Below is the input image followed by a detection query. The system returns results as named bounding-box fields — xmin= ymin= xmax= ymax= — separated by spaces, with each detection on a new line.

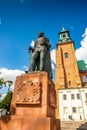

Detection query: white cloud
xmin=75 ymin=28 xmax=87 ymax=61
xmin=51 ymin=62 xmax=55 ymax=70
xmin=51 ymin=49 xmax=56 ymax=64
xmin=0 ymin=68 xmax=24 ymax=89
xmin=30 ymin=40 xmax=35 ymax=48
xmin=51 ymin=49 xmax=56 ymax=69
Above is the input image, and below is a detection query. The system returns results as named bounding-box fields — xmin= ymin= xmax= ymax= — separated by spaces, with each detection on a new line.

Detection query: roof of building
xmin=77 ymin=60 xmax=87 ymax=71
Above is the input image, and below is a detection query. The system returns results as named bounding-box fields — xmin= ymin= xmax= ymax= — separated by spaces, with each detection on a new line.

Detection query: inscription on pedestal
xmin=15 ymin=80 xmax=41 ymax=104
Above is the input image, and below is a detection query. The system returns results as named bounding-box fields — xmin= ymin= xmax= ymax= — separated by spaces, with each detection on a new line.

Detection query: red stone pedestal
xmin=0 ymin=72 xmax=60 ymax=130
xmin=1 ymin=116 xmax=60 ymax=130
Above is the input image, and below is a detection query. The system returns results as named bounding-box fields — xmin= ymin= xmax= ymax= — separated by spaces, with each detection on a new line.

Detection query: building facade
xmin=55 ymin=27 xmax=87 ymax=120
xmin=59 ymin=88 xmax=87 ymax=121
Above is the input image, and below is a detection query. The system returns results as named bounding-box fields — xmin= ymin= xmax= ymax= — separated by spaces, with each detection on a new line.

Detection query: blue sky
xmin=0 ymin=0 xmax=87 ymax=69
xmin=0 ymin=0 xmax=87 ymax=93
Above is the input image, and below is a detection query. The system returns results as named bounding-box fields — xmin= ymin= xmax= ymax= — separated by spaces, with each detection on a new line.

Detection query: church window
xmin=65 ymin=53 xmax=68 ymax=58
xmin=68 ymin=80 xmax=71 ymax=87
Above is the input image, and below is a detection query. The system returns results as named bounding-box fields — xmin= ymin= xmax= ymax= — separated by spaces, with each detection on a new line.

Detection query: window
xmin=72 ymin=107 xmax=76 ymax=113
xmin=63 ymin=34 xmax=66 ymax=38
xmin=63 ymin=94 xmax=67 ymax=100
xmin=68 ymin=80 xmax=71 ymax=87
xmin=65 ymin=53 xmax=68 ymax=58
xmin=77 ymin=93 xmax=80 ymax=99
xmin=82 ymin=75 xmax=87 ymax=82
xmin=71 ymin=94 xmax=75 ymax=100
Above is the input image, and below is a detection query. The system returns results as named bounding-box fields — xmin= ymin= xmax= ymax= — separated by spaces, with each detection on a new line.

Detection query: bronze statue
xmin=28 ymin=32 xmax=52 ymax=79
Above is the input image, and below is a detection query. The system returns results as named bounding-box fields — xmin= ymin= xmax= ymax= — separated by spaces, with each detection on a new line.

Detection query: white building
xmin=59 ymin=87 xmax=87 ymax=121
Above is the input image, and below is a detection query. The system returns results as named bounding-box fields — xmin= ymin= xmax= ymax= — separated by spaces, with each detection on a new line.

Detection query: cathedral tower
xmin=55 ymin=27 xmax=82 ymax=90
xmin=55 ymin=27 xmax=82 ymax=118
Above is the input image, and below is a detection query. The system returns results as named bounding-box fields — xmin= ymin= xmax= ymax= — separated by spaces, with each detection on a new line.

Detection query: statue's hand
xmin=47 ymin=43 xmax=51 ymax=48
xmin=28 ymin=47 xmax=34 ymax=52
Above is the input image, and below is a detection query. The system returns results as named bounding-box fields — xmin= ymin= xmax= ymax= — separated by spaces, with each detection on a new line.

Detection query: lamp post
xmin=0 ymin=109 xmax=3 ymax=118
xmin=5 ymin=80 xmax=13 ymax=92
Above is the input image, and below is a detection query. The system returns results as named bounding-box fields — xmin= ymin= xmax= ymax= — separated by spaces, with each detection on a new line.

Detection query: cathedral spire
xmin=58 ymin=26 xmax=72 ymax=43
xmin=61 ymin=25 xmax=66 ymax=32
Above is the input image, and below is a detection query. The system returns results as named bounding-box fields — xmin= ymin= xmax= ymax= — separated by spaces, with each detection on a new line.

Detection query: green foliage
xmin=0 ymin=91 xmax=13 ymax=113
xmin=0 ymin=78 xmax=5 ymax=88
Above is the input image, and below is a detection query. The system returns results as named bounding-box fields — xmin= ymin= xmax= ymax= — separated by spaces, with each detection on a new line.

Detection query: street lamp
xmin=5 ymin=80 xmax=13 ymax=92
xmin=0 ymin=109 xmax=6 ymax=118
xmin=0 ymin=109 xmax=3 ymax=118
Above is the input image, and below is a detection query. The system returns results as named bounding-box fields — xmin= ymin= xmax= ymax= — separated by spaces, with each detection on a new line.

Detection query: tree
xmin=0 ymin=78 xmax=5 ymax=89
xmin=0 ymin=76 xmax=13 ymax=114
xmin=0 ymin=91 xmax=13 ymax=114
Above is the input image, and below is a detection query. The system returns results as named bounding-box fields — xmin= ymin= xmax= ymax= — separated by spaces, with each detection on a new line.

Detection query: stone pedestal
xmin=0 ymin=71 xmax=60 ymax=130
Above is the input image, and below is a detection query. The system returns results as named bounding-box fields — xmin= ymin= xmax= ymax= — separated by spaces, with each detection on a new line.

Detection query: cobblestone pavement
xmin=61 ymin=121 xmax=87 ymax=130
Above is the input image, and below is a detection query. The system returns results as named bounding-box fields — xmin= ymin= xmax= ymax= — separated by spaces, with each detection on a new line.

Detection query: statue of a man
xmin=28 ymin=32 xmax=52 ymax=79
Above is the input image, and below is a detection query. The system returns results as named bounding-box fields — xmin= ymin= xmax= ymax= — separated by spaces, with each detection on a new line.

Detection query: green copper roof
xmin=77 ymin=60 xmax=87 ymax=71
xmin=58 ymin=26 xmax=71 ymax=43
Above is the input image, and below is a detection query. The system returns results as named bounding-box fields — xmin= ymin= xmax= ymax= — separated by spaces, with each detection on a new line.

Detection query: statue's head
xmin=38 ymin=32 xmax=44 ymax=38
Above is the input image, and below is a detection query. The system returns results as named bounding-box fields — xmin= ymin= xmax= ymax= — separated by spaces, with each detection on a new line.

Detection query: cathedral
xmin=55 ymin=27 xmax=87 ymax=121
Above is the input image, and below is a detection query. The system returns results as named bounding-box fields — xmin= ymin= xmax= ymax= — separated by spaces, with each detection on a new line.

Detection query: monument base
xmin=0 ymin=72 xmax=60 ymax=130
xmin=0 ymin=115 xmax=60 ymax=130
